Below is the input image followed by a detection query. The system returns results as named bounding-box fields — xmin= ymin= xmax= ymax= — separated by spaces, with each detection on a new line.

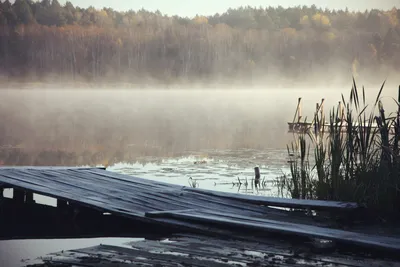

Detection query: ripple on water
xmin=108 ymin=148 xmax=290 ymax=197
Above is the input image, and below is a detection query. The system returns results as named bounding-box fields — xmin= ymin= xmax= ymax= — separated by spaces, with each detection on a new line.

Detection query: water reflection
xmin=0 ymin=238 xmax=141 ymax=267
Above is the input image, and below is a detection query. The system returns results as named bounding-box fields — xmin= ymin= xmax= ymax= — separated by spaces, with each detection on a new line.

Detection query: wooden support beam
xmin=184 ymin=187 xmax=361 ymax=211
xmin=0 ymin=198 xmax=168 ymax=240
xmin=13 ymin=189 xmax=25 ymax=204
xmin=25 ymin=191 xmax=35 ymax=204
xmin=57 ymin=199 xmax=69 ymax=210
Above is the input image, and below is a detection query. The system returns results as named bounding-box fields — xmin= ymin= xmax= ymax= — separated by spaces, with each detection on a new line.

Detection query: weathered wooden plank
xmin=31 ymin=235 xmax=400 ymax=267
xmin=39 ymin=246 xmax=278 ymax=267
xmin=0 ymin=167 xmax=331 ymax=229
xmin=0 ymin=165 xmax=382 ymax=257
xmin=79 ymin=244 xmax=235 ymax=267
xmin=0 ymin=172 xmax=233 ymax=219
xmin=0 ymin=168 xmax=187 ymax=213
xmin=1 ymin=167 xmax=359 ymax=213
xmin=145 ymin=209 xmax=400 ymax=253
xmin=1 ymin=166 xmax=398 ymax=266
xmin=40 ymin=245 xmax=236 ymax=267
xmin=184 ymin=187 xmax=362 ymax=210
xmin=0 ymin=171 xmax=149 ymax=218
xmin=0 ymin=166 xmax=106 ymax=170
xmin=131 ymin=234 xmax=397 ymax=267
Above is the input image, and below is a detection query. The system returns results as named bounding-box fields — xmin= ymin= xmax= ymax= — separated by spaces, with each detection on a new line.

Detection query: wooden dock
xmin=287 ymin=121 xmax=390 ymax=134
xmin=287 ymin=97 xmax=397 ymax=134
xmin=29 ymin=234 xmax=400 ymax=267
xmin=1 ymin=167 xmax=400 ymax=264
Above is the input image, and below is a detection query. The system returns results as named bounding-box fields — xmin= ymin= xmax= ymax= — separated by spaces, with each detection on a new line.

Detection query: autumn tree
xmin=0 ymin=4 xmax=398 ymax=83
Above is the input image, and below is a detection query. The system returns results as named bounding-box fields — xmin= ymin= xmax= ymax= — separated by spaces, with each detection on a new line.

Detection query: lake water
xmin=109 ymin=148 xmax=291 ymax=196
xmin=0 ymin=238 xmax=144 ymax=266
xmin=0 ymin=84 xmax=398 ymax=266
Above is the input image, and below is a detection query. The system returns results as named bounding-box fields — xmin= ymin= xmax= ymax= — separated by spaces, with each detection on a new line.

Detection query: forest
xmin=0 ymin=0 xmax=399 ymax=85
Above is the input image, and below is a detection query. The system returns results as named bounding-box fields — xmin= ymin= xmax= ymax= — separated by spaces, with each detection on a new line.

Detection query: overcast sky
xmin=57 ymin=1 xmax=399 ymax=17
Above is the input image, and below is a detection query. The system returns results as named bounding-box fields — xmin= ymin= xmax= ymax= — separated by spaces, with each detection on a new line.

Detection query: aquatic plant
xmin=188 ymin=177 xmax=199 ymax=188
xmin=284 ymin=80 xmax=400 ymax=215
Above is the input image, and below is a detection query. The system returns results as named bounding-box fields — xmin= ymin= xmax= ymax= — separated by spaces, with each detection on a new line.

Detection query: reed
xmin=284 ymin=80 xmax=400 ymax=215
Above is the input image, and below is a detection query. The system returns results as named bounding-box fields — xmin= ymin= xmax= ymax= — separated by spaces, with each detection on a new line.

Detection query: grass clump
xmin=283 ymin=80 xmax=400 ymax=216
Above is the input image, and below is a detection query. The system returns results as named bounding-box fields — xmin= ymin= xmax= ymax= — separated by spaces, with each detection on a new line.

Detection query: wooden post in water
xmin=254 ymin=167 xmax=260 ymax=187
xmin=291 ymin=97 xmax=303 ymax=127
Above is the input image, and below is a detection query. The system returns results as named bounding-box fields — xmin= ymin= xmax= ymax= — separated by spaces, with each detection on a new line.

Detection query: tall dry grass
xmin=283 ymin=80 xmax=400 ymax=215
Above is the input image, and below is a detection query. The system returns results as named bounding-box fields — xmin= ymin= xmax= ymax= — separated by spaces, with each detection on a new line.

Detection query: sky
xmin=55 ymin=0 xmax=399 ymax=17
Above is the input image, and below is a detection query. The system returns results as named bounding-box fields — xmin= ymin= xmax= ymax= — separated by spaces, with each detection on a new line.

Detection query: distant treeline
xmin=0 ymin=0 xmax=400 ymax=84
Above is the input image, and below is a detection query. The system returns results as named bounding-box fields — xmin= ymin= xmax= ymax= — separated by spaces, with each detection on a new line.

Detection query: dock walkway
xmin=1 ymin=167 xmax=399 ymax=257
xmin=0 ymin=167 xmax=358 ymax=220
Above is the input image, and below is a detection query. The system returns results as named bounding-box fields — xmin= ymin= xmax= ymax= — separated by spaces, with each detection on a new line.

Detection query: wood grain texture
xmin=184 ymin=187 xmax=362 ymax=210
xmin=32 ymin=235 xmax=400 ymax=267
xmin=0 ymin=167 xmax=354 ymax=224
xmin=146 ymin=209 xmax=400 ymax=252
xmin=0 ymin=167 xmax=398 ymax=255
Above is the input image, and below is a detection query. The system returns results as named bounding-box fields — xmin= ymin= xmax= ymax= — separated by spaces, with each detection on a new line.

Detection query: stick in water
xmin=254 ymin=167 xmax=260 ymax=187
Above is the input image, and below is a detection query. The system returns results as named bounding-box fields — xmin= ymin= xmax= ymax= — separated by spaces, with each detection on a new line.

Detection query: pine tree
xmin=13 ymin=0 xmax=35 ymax=24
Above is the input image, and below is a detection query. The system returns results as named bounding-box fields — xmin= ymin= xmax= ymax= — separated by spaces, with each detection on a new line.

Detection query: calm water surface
xmin=110 ymin=148 xmax=290 ymax=196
